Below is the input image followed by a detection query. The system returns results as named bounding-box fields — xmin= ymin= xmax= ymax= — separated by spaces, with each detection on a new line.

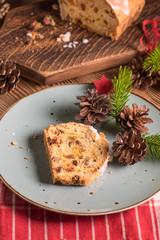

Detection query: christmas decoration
xmin=143 ymin=133 xmax=160 ymax=159
xmin=0 ymin=0 xmax=10 ymax=21
xmin=109 ymin=66 xmax=133 ymax=117
xmin=112 ymin=130 xmax=148 ymax=165
xmin=0 ymin=60 xmax=20 ymax=95
xmin=140 ymin=17 xmax=160 ymax=54
xmin=143 ymin=46 xmax=160 ymax=73
xmin=75 ymin=88 xmax=110 ymax=126
xmin=131 ymin=56 xmax=158 ymax=90
xmin=93 ymin=75 xmax=113 ymax=95
xmin=117 ymin=103 xmax=153 ymax=134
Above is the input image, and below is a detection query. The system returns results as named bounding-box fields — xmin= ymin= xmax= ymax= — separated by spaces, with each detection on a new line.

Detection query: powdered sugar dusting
xmin=57 ymin=31 xmax=71 ymax=42
xmin=57 ymin=31 xmax=89 ymax=49
xmin=98 ymin=153 xmax=110 ymax=176
xmin=63 ymin=41 xmax=79 ymax=49
xmin=79 ymin=123 xmax=101 ymax=140
xmin=107 ymin=0 xmax=130 ymax=15
xmin=82 ymin=39 xmax=89 ymax=44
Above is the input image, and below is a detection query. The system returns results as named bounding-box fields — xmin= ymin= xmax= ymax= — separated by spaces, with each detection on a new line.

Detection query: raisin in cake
xmin=44 ymin=122 xmax=110 ymax=185
xmin=58 ymin=0 xmax=145 ymax=40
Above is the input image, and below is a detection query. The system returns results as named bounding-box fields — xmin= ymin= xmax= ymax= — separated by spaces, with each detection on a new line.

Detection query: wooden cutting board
xmin=0 ymin=0 xmax=159 ymax=85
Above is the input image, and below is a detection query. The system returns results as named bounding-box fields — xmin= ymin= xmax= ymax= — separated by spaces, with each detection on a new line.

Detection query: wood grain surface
xmin=0 ymin=0 xmax=159 ymax=85
xmin=0 ymin=68 xmax=160 ymax=120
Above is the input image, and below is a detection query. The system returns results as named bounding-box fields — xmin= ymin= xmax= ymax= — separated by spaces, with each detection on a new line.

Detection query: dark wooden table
xmin=7 ymin=0 xmax=44 ymax=8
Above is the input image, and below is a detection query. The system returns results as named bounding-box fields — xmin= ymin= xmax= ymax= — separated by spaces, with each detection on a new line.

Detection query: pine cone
xmin=152 ymin=70 xmax=160 ymax=84
xmin=117 ymin=103 xmax=153 ymax=134
xmin=75 ymin=88 xmax=111 ymax=126
xmin=0 ymin=60 xmax=20 ymax=95
xmin=130 ymin=56 xmax=158 ymax=90
xmin=112 ymin=130 xmax=148 ymax=165
xmin=0 ymin=0 xmax=10 ymax=20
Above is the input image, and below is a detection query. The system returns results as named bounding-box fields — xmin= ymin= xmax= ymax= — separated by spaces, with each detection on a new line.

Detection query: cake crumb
xmin=33 ymin=133 xmax=38 ymax=139
xmin=26 ymin=32 xmax=33 ymax=38
xmin=43 ymin=16 xmax=56 ymax=26
xmin=63 ymin=41 xmax=79 ymax=49
xmin=11 ymin=141 xmax=17 ymax=146
xmin=108 ymin=171 xmax=112 ymax=174
xmin=20 ymin=147 xmax=23 ymax=149
xmin=57 ymin=31 xmax=71 ymax=42
xmin=52 ymin=4 xmax=59 ymax=10
xmin=83 ymin=39 xmax=89 ymax=44
xmin=24 ymin=157 xmax=30 ymax=161
xmin=57 ymin=37 xmax=61 ymax=42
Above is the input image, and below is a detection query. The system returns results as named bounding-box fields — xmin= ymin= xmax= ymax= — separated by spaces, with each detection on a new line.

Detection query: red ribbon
xmin=140 ymin=17 xmax=160 ymax=54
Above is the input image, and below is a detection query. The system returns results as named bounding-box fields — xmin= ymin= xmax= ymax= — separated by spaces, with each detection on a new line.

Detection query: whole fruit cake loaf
xmin=58 ymin=0 xmax=145 ymax=40
xmin=44 ymin=122 xmax=110 ymax=185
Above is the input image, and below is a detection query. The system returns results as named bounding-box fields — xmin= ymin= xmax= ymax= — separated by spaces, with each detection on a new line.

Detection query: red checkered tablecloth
xmin=1 ymin=182 xmax=160 ymax=240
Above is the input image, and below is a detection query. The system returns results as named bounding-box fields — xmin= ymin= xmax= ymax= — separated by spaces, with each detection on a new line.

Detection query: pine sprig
xmin=143 ymin=133 xmax=160 ymax=158
xmin=109 ymin=66 xmax=133 ymax=117
xmin=143 ymin=46 xmax=160 ymax=73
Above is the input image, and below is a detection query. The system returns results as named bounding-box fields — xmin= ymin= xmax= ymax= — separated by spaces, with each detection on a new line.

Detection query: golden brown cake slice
xmin=44 ymin=122 xmax=110 ymax=185
xmin=58 ymin=0 xmax=145 ymax=40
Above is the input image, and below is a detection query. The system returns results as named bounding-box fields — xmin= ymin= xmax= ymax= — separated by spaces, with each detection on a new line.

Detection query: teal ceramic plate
xmin=0 ymin=84 xmax=160 ymax=215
